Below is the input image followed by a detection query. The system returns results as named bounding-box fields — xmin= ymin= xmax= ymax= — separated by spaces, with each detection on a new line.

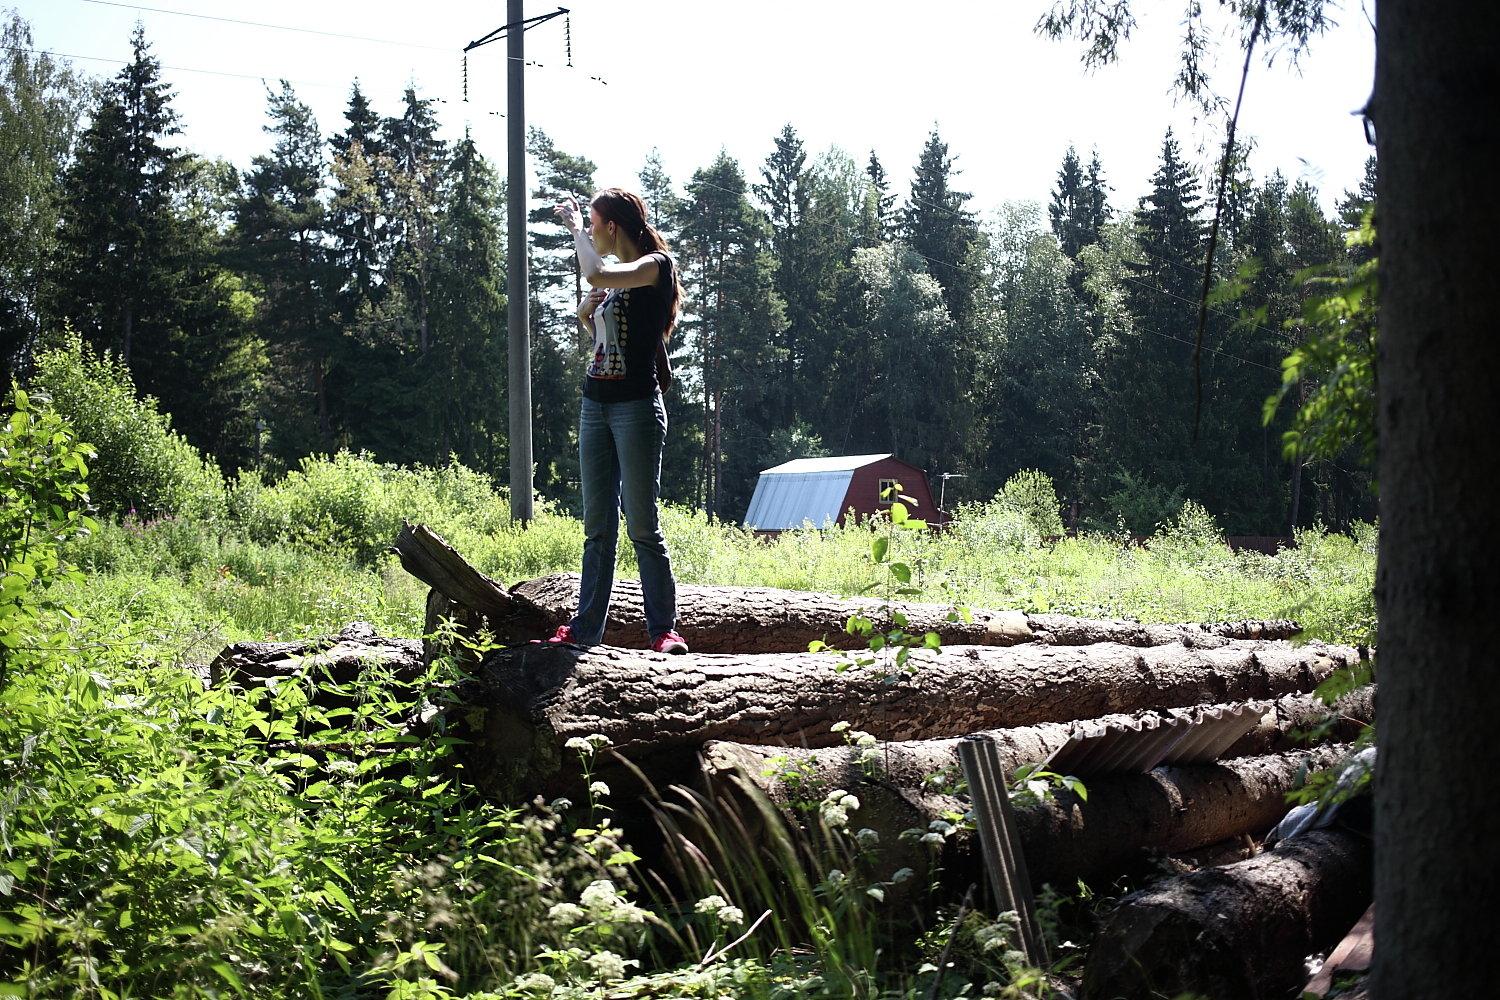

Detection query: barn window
xmin=878 ymin=478 xmax=900 ymax=505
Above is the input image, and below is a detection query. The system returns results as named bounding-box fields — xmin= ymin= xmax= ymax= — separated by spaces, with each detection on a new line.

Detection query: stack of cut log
xmin=388 ymin=522 xmax=1375 ymax=1000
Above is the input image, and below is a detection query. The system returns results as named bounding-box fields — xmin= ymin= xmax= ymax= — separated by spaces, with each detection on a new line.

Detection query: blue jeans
xmin=570 ymin=392 xmax=677 ymax=643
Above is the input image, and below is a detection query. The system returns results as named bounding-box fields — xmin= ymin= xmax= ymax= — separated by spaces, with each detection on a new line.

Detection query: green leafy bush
xmin=948 ymin=470 xmax=1065 ymax=551
xmin=31 ymin=334 xmax=228 ymax=522
xmin=231 ymin=451 xmax=516 ymax=565
xmin=0 ymin=388 xmax=96 ymax=684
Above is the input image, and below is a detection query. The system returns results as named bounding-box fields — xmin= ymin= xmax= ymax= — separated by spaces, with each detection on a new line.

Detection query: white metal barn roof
xmin=743 ymin=455 xmax=893 ymax=530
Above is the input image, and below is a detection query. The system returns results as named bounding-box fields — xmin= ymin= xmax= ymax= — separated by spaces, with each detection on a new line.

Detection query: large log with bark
xmin=700 ymin=687 xmax=1376 ymax=815
xmin=392 ymin=522 xmax=1304 ymax=654
xmin=705 ymin=744 xmax=1352 ymax=894
xmin=209 ymin=622 xmax=423 ymax=688
xmin=1081 ymin=827 xmax=1373 ymax=1000
xmin=458 ymin=638 xmax=1355 ymax=799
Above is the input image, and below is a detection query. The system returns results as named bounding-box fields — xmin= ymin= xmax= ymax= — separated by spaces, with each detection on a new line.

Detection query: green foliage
xmin=0 ymin=14 xmax=89 ymax=385
xmin=1098 ymin=469 xmax=1186 ymax=536
xmin=232 ymin=451 xmax=509 ymax=564
xmin=1265 ymin=210 xmax=1378 ymax=472
xmin=31 ymin=334 xmax=228 ymax=522
xmin=952 ymin=470 xmax=1066 ymax=551
xmin=0 ymin=389 xmax=96 ymax=683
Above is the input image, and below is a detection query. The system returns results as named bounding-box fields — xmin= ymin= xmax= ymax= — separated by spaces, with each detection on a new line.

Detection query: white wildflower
xmin=586 ymin=950 xmax=628 ymax=981
xmin=695 ymin=894 xmax=728 ymax=914
xmin=513 ymin=971 xmax=556 ymax=993
xmin=717 ymin=905 xmax=745 ymax=926
xmin=927 ymin=819 xmax=955 ymax=836
xmin=826 ymin=868 xmax=847 ymax=886
xmin=547 ymin=902 xmax=585 ymax=926
xmin=580 ymin=879 xmax=620 ymax=911
xmin=830 ymin=721 xmax=851 ymax=733
xmin=855 ymin=827 xmax=880 ymax=849
xmin=564 ymin=736 xmax=593 ymax=752
xmin=853 ymin=731 xmax=877 ymax=748
xmin=920 ymin=832 xmax=944 ymax=847
xmin=589 ymin=780 xmax=610 ymax=797
xmin=586 ymin=733 xmax=612 ymax=751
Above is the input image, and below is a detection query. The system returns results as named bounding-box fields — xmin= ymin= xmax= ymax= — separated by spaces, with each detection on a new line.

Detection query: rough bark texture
xmin=700 ymin=687 xmax=1375 ymax=814
xmin=394 ymin=524 xmax=1303 ymax=654
xmin=1082 ymin=827 xmax=1373 ymax=1000
xmin=510 ymin=573 xmax=1302 ymax=652
xmin=458 ymin=639 xmax=1354 ymax=799
xmin=209 ymin=622 xmax=423 ymax=687
xmin=1374 ymin=6 xmax=1500 ymax=998
xmin=709 ymin=744 xmax=1351 ymax=894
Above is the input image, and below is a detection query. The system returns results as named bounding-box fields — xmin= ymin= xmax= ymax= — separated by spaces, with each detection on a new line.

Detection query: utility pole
xmin=506 ymin=0 xmax=532 ymax=523
xmin=464 ymin=5 xmax=570 ymax=524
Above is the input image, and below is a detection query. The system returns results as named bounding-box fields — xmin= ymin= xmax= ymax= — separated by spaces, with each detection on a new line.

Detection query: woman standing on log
xmin=544 ymin=189 xmax=689 ymax=654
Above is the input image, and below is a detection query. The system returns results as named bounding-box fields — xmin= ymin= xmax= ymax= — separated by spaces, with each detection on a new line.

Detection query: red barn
xmin=742 ymin=454 xmax=940 ymax=532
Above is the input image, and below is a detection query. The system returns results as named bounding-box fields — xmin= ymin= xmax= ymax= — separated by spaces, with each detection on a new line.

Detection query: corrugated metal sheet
xmin=760 ymin=454 xmax=892 ymax=475
xmin=1041 ymin=700 xmax=1272 ymax=775
xmin=743 ymin=470 xmax=855 ymax=530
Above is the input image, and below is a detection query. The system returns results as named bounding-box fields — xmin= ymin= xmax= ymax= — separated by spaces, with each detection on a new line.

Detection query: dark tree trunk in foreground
xmin=1374 ymin=5 xmax=1500 ymax=997
xmin=1083 ymin=827 xmax=1372 ymax=1000
xmin=458 ymin=639 xmax=1353 ymax=798
xmin=701 ymin=687 xmax=1374 ymax=813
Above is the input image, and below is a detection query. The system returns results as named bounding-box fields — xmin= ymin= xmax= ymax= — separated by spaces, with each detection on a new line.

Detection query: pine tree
xmin=1 ymin=13 xmax=88 ymax=386
xmin=232 ymin=81 xmax=339 ymax=458
xmin=49 ymin=26 xmax=192 ymax=379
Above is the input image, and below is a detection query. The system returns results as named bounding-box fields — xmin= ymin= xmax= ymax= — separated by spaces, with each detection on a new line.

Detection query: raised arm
xmin=554 ymin=195 xmax=661 ymax=289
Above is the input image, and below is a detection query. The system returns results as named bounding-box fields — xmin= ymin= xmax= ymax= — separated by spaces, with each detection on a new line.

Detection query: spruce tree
xmin=754 ymin=124 xmax=814 ymax=428
xmin=232 ymin=81 xmax=338 ymax=458
xmin=1048 ymin=145 xmax=1088 ymax=256
xmin=864 ymin=150 xmax=896 ymax=243
xmin=900 ymin=127 xmax=981 ymax=331
xmin=384 ymin=87 xmax=446 ymax=358
xmin=327 ymin=82 xmax=389 ymax=329
xmin=678 ymin=151 xmax=786 ymax=519
xmin=430 ymin=133 xmax=506 ymax=473
xmin=50 ymin=26 xmax=191 ymax=380
xmin=638 ymin=150 xmax=700 ymax=507
xmin=526 ymin=129 xmax=596 ymax=504
xmin=1094 ymin=129 xmax=1207 ymax=518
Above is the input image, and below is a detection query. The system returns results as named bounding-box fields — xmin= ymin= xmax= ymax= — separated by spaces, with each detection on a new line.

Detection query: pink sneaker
xmin=651 ymin=630 xmax=689 ymax=654
xmin=531 ymin=625 xmax=575 ymax=645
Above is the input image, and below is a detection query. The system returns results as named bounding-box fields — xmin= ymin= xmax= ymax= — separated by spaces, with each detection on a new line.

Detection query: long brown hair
xmin=590 ymin=187 xmax=682 ymax=340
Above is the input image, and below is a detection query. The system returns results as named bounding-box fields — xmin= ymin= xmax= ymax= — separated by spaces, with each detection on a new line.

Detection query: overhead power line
xmin=76 ymin=0 xmax=454 ymax=51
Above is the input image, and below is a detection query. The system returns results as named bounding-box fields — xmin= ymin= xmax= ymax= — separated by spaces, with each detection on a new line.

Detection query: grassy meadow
xmin=6 ymin=435 xmax=1376 ymax=998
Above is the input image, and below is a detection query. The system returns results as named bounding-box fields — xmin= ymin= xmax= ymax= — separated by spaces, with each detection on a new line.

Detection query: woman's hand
xmin=553 ymin=194 xmax=586 ymax=234
xmin=577 ymin=287 xmax=608 ymax=325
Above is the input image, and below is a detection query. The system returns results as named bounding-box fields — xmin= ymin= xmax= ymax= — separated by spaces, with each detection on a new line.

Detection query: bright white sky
xmin=14 ymin=0 xmax=1377 ymax=216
